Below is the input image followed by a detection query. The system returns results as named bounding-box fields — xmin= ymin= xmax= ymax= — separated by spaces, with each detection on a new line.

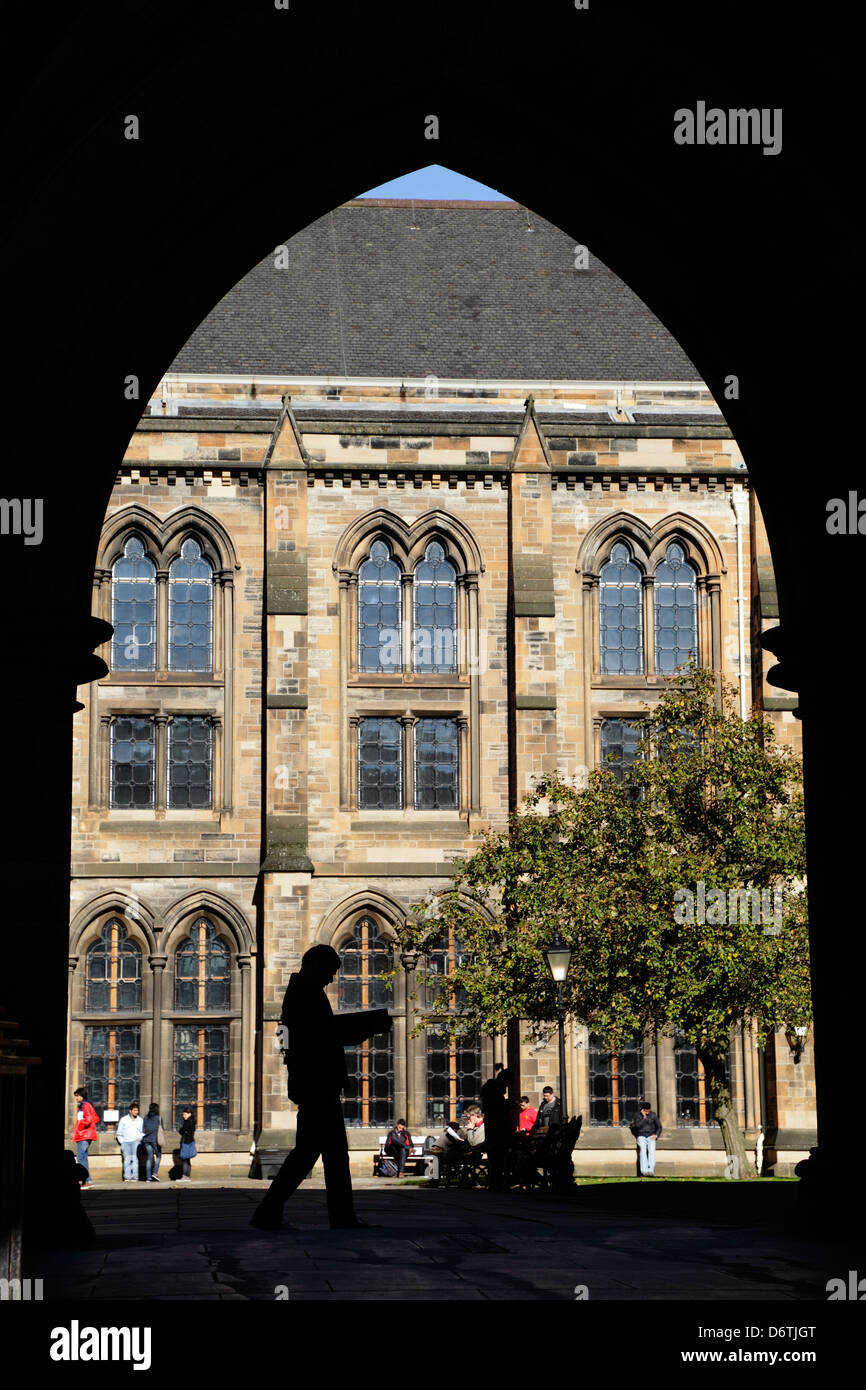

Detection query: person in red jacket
xmin=72 ymin=1086 xmax=99 ymax=1188
xmin=517 ymin=1096 xmax=538 ymax=1133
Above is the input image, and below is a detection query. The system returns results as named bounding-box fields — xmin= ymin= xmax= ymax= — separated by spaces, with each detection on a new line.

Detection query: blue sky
xmin=357 ymin=165 xmax=511 ymax=201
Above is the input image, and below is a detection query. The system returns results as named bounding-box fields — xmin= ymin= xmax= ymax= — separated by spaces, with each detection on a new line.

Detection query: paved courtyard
xmin=25 ymin=1179 xmax=858 ymax=1301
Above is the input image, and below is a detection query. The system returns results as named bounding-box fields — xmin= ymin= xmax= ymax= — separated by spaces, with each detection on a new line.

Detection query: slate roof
xmin=170 ymin=201 xmax=701 ymax=382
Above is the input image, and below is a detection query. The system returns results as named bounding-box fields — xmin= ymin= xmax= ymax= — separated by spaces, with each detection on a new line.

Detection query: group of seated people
xmin=383 ymin=1078 xmax=564 ymax=1188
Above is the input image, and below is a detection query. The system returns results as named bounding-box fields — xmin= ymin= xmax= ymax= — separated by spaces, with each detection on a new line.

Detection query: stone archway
xmin=0 ymin=9 xmax=850 ymax=1250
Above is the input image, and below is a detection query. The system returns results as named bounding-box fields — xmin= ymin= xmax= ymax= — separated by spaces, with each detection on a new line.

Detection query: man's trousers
xmin=262 ymin=1098 xmax=355 ymax=1226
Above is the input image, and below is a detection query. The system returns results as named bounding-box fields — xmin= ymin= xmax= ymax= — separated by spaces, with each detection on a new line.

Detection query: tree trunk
xmin=699 ymin=1048 xmax=757 ymax=1179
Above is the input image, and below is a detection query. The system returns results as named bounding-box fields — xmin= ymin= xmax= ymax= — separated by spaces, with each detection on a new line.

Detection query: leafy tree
xmin=395 ymin=664 xmax=809 ymax=1178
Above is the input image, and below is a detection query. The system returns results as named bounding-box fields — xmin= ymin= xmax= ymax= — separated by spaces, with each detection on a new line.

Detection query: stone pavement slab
xmin=22 ymin=1184 xmax=859 ymax=1302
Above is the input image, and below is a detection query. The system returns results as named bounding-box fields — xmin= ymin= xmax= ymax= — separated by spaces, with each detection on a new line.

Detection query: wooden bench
xmin=372 ymin=1135 xmax=430 ymax=1177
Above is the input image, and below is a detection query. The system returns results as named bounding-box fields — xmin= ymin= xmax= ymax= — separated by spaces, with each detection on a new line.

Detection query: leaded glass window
xmin=110 ymin=716 xmax=155 ymax=809
xmin=111 ymin=536 xmax=156 ymax=672
xmin=414 ymin=718 xmax=458 ymax=810
xmin=600 ymin=718 xmax=644 ymax=782
xmin=426 ymin=1032 xmax=481 ymax=1127
xmin=654 ymin=542 xmax=697 ymax=673
xmin=338 ymin=917 xmax=393 ymax=1127
xmin=424 ymin=926 xmax=470 ymax=1010
xmin=85 ymin=1025 xmax=140 ymax=1131
xmin=85 ymin=920 xmax=142 ymax=1012
xmin=172 ymin=1024 xmax=229 ymax=1131
xmin=168 ymin=538 xmax=213 ymax=672
xmin=600 ymin=542 xmax=644 ymax=675
xmin=358 ymin=717 xmax=402 ymax=809
xmin=174 ymin=919 xmax=231 ymax=1011
xmin=588 ymin=1034 xmax=644 ymax=1127
xmin=168 ymin=717 xmax=213 ymax=809
xmin=674 ymin=1035 xmax=731 ymax=1127
xmin=358 ymin=539 xmax=402 ymax=673
xmin=413 ymin=541 xmax=457 ymax=673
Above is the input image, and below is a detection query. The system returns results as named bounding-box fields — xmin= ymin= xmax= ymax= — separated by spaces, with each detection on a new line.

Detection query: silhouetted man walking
xmin=251 ymin=944 xmax=392 ymax=1230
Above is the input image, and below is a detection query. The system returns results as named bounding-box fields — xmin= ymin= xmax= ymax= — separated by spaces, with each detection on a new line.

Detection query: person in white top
xmin=116 ymin=1102 xmax=144 ymax=1182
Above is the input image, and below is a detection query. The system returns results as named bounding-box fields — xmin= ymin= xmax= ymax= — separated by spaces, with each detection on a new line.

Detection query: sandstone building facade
xmin=66 ymin=200 xmax=814 ymax=1177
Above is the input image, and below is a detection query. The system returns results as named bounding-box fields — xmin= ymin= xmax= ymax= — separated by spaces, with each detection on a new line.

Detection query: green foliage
xmin=396 ymin=663 xmax=810 ymax=1067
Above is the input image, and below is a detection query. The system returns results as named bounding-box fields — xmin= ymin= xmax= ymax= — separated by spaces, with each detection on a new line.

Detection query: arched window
xmin=674 ymin=1034 xmax=731 ymax=1128
xmin=599 ymin=542 xmax=644 ymax=675
xmin=423 ymin=925 xmax=481 ymax=1125
xmin=168 ymin=538 xmax=213 ymax=672
xmin=654 ymin=542 xmax=697 ymax=673
xmin=358 ymin=540 xmax=402 ymax=673
xmin=172 ymin=918 xmax=231 ymax=1131
xmin=338 ymin=916 xmax=393 ymax=1127
xmin=85 ymin=919 xmax=142 ymax=1012
xmin=588 ymin=1033 xmax=644 ymax=1127
xmin=83 ymin=919 xmax=142 ymax=1129
xmin=413 ymin=541 xmax=457 ymax=673
xmin=111 ymin=536 xmax=156 ymax=671
xmin=174 ymin=919 xmax=230 ymax=1010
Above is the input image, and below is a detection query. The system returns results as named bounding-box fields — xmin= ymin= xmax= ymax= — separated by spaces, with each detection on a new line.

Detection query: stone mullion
xmin=149 ymin=955 xmax=166 ymax=1117
xmin=401 ymin=572 xmax=413 ymax=674
xmin=592 ymin=714 xmax=604 ymax=772
xmin=220 ymin=571 xmax=234 ymax=811
xmin=642 ymin=574 xmax=655 ymax=676
xmin=466 ymin=576 xmax=481 ymax=812
xmin=655 ymin=1031 xmax=677 ymax=1131
xmin=154 ymin=714 xmax=169 ymax=811
xmin=99 ymin=713 xmax=112 ymax=808
xmin=338 ymin=573 xmax=353 ymax=807
xmin=237 ymin=953 xmax=251 ymax=1132
xmin=456 ymin=716 xmax=470 ymax=814
xmin=708 ymin=577 xmax=722 ymax=702
xmin=348 ymin=715 xmax=361 ymax=811
xmin=211 ymin=715 xmax=222 ymax=812
xmin=581 ymin=575 xmax=598 ymax=772
xmin=399 ymin=716 xmax=415 ymax=810
xmin=156 ymin=570 xmax=169 ymax=673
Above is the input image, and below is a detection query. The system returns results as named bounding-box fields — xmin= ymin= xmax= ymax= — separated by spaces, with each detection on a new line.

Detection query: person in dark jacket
xmin=142 ymin=1102 xmax=162 ymax=1182
xmin=630 ymin=1101 xmax=663 ymax=1176
xmin=178 ymin=1106 xmax=196 ymax=1182
xmin=385 ymin=1119 xmax=413 ymax=1175
xmin=480 ymin=1065 xmax=518 ymax=1191
xmin=250 ymin=943 xmax=393 ymax=1230
xmin=530 ymin=1086 xmax=563 ymax=1135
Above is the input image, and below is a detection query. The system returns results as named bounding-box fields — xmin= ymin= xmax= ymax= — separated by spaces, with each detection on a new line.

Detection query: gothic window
xmin=110 ymin=716 xmax=156 ymax=809
xmin=599 ymin=543 xmax=644 ymax=675
xmin=168 ymin=538 xmax=213 ymax=672
xmin=358 ymin=540 xmax=402 ymax=674
xmin=588 ymin=1033 xmax=644 ymax=1127
xmin=111 ymin=536 xmax=156 ymax=672
xmin=85 ymin=920 xmax=142 ymax=1012
xmin=414 ymin=718 xmax=458 ymax=810
xmin=85 ymin=1025 xmax=141 ymax=1130
xmin=358 ymin=717 xmax=402 ymax=809
xmin=172 ymin=1025 xmax=229 ymax=1132
xmin=413 ymin=541 xmax=457 ymax=674
xmin=174 ymin=919 xmax=230 ymax=1011
xmin=168 ymin=717 xmax=213 ymax=809
xmin=654 ymin=542 xmax=698 ymax=673
xmin=600 ymin=718 xmax=644 ymax=782
xmin=423 ymin=924 xmax=480 ymax=1125
xmin=674 ymin=1035 xmax=731 ymax=1127
xmin=338 ymin=916 xmax=394 ymax=1127
xmin=425 ymin=1033 xmax=482 ymax=1127
xmin=172 ymin=918 xmax=231 ymax=1132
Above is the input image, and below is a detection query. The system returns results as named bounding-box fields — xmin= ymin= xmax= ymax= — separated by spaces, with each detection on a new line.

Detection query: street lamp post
xmin=401 ymin=947 xmax=420 ymax=1130
xmin=545 ymin=930 xmax=573 ymax=1123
